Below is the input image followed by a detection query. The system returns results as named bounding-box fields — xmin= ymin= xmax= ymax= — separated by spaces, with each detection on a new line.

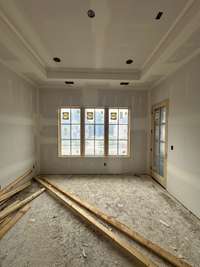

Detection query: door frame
xmin=150 ymin=99 xmax=169 ymax=188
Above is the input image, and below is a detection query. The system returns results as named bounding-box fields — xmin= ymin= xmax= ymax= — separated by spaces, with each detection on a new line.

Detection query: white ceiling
xmin=0 ymin=0 xmax=200 ymax=89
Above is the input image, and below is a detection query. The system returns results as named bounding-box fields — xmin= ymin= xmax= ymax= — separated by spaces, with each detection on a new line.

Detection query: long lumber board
xmin=0 ymin=182 xmax=31 ymax=203
xmin=0 ymin=204 xmax=31 ymax=239
xmin=0 ymin=188 xmax=45 ymax=221
xmin=36 ymin=177 xmax=157 ymax=267
xmin=0 ymin=200 xmax=20 ymax=223
xmin=0 ymin=169 xmax=32 ymax=197
xmin=41 ymin=176 xmax=192 ymax=267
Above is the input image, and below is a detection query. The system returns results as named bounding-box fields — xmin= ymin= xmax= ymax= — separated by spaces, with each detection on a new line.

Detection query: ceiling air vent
xmin=120 ymin=82 xmax=129 ymax=85
xmin=65 ymin=81 xmax=74 ymax=85
xmin=155 ymin=12 xmax=163 ymax=20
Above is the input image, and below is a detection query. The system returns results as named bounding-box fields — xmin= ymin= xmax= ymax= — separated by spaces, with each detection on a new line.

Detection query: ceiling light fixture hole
xmin=53 ymin=57 xmax=61 ymax=63
xmin=126 ymin=59 xmax=133 ymax=64
xmin=87 ymin=9 xmax=95 ymax=18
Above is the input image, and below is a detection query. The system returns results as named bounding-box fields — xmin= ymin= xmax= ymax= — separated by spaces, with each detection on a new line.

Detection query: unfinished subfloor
xmin=0 ymin=175 xmax=200 ymax=267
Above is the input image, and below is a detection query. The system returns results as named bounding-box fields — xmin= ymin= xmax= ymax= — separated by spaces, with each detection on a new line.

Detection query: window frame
xmin=58 ymin=106 xmax=131 ymax=158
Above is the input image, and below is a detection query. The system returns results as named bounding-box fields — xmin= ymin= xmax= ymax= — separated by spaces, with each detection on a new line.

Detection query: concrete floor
xmin=0 ymin=175 xmax=200 ymax=267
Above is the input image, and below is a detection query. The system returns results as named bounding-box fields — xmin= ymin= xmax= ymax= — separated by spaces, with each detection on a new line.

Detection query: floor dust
xmin=0 ymin=175 xmax=200 ymax=267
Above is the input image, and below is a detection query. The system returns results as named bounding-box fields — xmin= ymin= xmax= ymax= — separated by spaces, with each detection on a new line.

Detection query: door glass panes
xmin=108 ymin=108 xmax=129 ymax=156
xmin=60 ymin=108 xmax=81 ymax=156
xmin=85 ymin=108 xmax=104 ymax=156
xmin=153 ymin=106 xmax=166 ymax=177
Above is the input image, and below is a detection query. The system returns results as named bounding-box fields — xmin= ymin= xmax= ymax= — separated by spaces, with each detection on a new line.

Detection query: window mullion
xmin=105 ymin=108 xmax=109 ymax=156
xmin=81 ymin=107 xmax=85 ymax=156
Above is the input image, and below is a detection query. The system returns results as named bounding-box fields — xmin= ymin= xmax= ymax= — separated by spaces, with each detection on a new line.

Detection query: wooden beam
xmin=0 ymin=182 xmax=31 ymax=203
xmin=41 ymin=177 xmax=192 ymax=267
xmin=0 ymin=204 xmax=31 ymax=239
xmin=0 ymin=200 xmax=20 ymax=222
xmin=0 ymin=169 xmax=32 ymax=197
xmin=35 ymin=177 xmax=157 ymax=267
xmin=0 ymin=188 xmax=45 ymax=221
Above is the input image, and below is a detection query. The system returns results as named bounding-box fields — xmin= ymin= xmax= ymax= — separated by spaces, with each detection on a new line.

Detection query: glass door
xmin=151 ymin=101 xmax=168 ymax=187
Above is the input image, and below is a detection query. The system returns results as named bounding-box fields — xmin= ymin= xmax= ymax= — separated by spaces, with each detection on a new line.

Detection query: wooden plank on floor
xmin=0 ymin=204 xmax=31 ymax=239
xmin=0 ymin=182 xmax=31 ymax=203
xmin=0 ymin=188 xmax=45 ymax=221
xmin=35 ymin=177 xmax=157 ymax=267
xmin=0 ymin=169 xmax=32 ymax=197
xmin=41 ymin=176 xmax=192 ymax=267
xmin=0 ymin=200 xmax=20 ymax=223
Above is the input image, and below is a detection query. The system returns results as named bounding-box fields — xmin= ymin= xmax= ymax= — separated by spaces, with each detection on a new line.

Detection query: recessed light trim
xmin=53 ymin=57 xmax=61 ymax=63
xmin=126 ymin=59 xmax=133 ymax=64
xmin=155 ymin=11 xmax=163 ymax=20
xmin=120 ymin=82 xmax=129 ymax=85
xmin=87 ymin=9 xmax=95 ymax=18
xmin=65 ymin=81 xmax=74 ymax=85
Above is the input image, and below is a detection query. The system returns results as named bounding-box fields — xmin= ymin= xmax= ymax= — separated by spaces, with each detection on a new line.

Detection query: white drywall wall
xmin=0 ymin=62 xmax=39 ymax=187
xmin=150 ymin=54 xmax=200 ymax=218
xmin=39 ymin=87 xmax=148 ymax=174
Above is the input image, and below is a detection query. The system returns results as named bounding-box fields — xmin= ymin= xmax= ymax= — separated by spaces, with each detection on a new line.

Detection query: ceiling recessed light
xmin=53 ymin=57 xmax=61 ymax=63
xmin=120 ymin=82 xmax=129 ymax=85
xmin=126 ymin=59 xmax=133 ymax=64
xmin=65 ymin=81 xmax=74 ymax=85
xmin=87 ymin=9 xmax=95 ymax=18
xmin=155 ymin=11 xmax=163 ymax=20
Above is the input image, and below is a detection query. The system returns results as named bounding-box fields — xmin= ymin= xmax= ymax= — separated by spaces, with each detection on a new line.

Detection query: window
xmin=85 ymin=108 xmax=105 ymax=156
xmin=59 ymin=107 xmax=130 ymax=157
xmin=108 ymin=108 xmax=129 ymax=156
xmin=59 ymin=108 xmax=81 ymax=156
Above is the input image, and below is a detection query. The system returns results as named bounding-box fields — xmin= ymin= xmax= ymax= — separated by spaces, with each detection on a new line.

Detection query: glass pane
xmin=95 ymin=109 xmax=104 ymax=124
xmin=159 ymin=158 xmax=164 ymax=177
xmin=155 ymin=125 xmax=160 ymax=140
xmin=119 ymin=141 xmax=128 ymax=155
xmin=85 ymin=140 xmax=94 ymax=155
xmin=85 ymin=125 xmax=94 ymax=139
xmin=119 ymin=125 xmax=128 ymax=140
xmin=85 ymin=108 xmax=94 ymax=124
xmin=154 ymin=109 xmax=160 ymax=125
xmin=160 ymin=125 xmax=166 ymax=142
xmin=61 ymin=125 xmax=70 ymax=139
xmin=71 ymin=109 xmax=80 ymax=124
xmin=61 ymin=140 xmax=70 ymax=155
xmin=160 ymin=142 xmax=165 ymax=158
xmin=71 ymin=140 xmax=80 ymax=155
xmin=119 ymin=109 xmax=128 ymax=124
xmin=109 ymin=109 xmax=118 ymax=124
xmin=154 ymin=141 xmax=159 ymax=156
xmin=95 ymin=140 xmax=104 ymax=155
xmin=71 ymin=125 xmax=80 ymax=139
xmin=161 ymin=107 xmax=166 ymax=123
xmin=153 ymin=155 xmax=159 ymax=172
xmin=61 ymin=108 xmax=70 ymax=124
xmin=95 ymin=125 xmax=104 ymax=139
xmin=109 ymin=125 xmax=118 ymax=139
xmin=109 ymin=140 xmax=118 ymax=155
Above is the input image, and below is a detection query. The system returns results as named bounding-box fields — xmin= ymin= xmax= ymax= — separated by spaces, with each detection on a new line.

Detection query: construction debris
xmin=0 ymin=169 xmax=32 ymax=197
xmin=0 ymin=204 xmax=31 ymax=239
xmin=35 ymin=177 xmax=158 ymax=267
xmin=0 ymin=188 xmax=45 ymax=221
xmin=37 ymin=176 xmax=192 ymax=267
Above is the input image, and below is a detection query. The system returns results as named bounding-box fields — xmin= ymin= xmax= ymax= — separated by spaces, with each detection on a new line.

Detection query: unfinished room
xmin=0 ymin=0 xmax=200 ymax=266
